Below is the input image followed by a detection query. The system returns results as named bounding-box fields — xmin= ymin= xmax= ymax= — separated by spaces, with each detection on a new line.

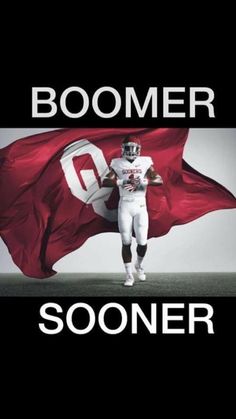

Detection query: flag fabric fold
xmin=0 ymin=128 xmax=235 ymax=278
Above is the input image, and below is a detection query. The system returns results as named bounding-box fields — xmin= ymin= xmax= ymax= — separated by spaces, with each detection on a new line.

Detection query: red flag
xmin=0 ymin=128 xmax=235 ymax=278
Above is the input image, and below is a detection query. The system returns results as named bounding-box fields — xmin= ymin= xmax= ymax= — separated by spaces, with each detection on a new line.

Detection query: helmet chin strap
xmin=125 ymin=156 xmax=136 ymax=161
xmin=122 ymin=152 xmax=137 ymax=161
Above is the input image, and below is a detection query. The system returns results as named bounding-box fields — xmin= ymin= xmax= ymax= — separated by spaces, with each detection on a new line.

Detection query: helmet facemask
xmin=122 ymin=142 xmax=141 ymax=161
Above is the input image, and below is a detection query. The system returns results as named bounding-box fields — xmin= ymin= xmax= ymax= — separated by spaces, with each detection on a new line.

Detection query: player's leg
xmin=133 ymin=207 xmax=149 ymax=281
xmin=137 ymin=243 xmax=147 ymax=266
xmin=122 ymin=244 xmax=132 ymax=263
xmin=118 ymin=202 xmax=134 ymax=286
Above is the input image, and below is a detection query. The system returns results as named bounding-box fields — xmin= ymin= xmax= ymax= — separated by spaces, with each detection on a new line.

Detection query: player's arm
xmin=102 ymin=168 xmax=118 ymax=187
xmin=102 ymin=168 xmax=132 ymax=188
xmin=145 ymin=165 xmax=163 ymax=186
xmin=133 ymin=166 xmax=163 ymax=190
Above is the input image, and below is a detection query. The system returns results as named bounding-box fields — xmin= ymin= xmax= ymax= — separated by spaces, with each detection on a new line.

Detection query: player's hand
xmin=124 ymin=178 xmax=140 ymax=192
xmin=123 ymin=182 xmax=136 ymax=192
xmin=132 ymin=177 xmax=141 ymax=186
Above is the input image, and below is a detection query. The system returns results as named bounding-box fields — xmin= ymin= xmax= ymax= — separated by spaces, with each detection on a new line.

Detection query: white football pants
xmin=118 ymin=197 xmax=149 ymax=246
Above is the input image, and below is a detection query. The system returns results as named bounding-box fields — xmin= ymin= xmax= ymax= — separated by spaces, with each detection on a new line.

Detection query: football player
xmin=102 ymin=135 xmax=163 ymax=286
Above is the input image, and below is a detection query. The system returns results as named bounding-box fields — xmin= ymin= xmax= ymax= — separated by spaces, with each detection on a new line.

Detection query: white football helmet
xmin=121 ymin=135 xmax=141 ymax=161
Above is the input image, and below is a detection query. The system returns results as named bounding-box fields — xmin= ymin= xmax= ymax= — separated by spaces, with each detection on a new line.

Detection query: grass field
xmin=0 ymin=272 xmax=236 ymax=296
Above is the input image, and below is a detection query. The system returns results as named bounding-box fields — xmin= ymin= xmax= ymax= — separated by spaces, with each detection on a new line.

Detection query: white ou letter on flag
xmin=60 ymin=139 xmax=117 ymax=222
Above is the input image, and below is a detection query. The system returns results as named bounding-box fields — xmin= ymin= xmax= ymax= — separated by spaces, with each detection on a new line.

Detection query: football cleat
xmin=124 ymin=274 xmax=135 ymax=287
xmin=135 ymin=263 xmax=146 ymax=281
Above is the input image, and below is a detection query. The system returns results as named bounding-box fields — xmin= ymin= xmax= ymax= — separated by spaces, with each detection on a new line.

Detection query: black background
xmin=0 ymin=42 xmax=235 ymax=395
xmin=0 ymin=74 xmax=235 ymax=128
xmin=0 ymin=297 xmax=235 ymax=339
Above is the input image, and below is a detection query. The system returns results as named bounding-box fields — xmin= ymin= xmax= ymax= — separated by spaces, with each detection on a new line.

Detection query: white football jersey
xmin=110 ymin=156 xmax=153 ymax=197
